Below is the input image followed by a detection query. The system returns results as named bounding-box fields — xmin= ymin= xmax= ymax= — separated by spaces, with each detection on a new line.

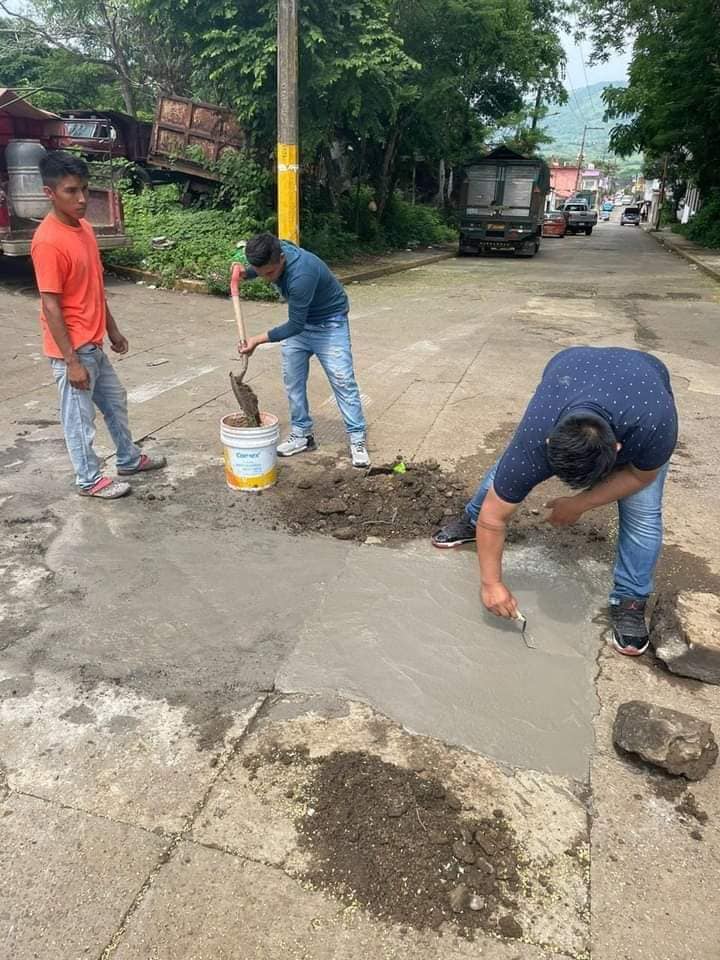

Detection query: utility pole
xmin=653 ymin=154 xmax=669 ymax=231
xmin=575 ymin=124 xmax=603 ymax=193
xmin=277 ymin=0 xmax=299 ymax=244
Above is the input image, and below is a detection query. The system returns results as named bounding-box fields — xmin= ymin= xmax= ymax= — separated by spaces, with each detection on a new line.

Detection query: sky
xmin=561 ymin=30 xmax=631 ymax=92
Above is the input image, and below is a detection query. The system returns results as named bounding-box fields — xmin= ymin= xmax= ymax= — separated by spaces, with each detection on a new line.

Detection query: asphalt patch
xmin=287 ymin=749 xmax=524 ymax=938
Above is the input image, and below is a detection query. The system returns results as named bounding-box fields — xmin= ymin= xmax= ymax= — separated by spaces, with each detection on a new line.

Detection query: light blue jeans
xmin=50 ymin=344 xmax=141 ymax=488
xmin=465 ymin=460 xmax=670 ymax=602
xmin=281 ymin=315 xmax=366 ymax=442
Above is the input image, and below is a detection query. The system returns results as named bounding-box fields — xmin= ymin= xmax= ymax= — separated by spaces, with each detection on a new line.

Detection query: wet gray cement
xmin=278 ymin=538 xmax=607 ymax=780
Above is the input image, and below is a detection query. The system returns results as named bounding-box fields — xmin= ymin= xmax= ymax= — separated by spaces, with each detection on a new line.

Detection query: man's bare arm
xmin=476 ymin=486 xmax=521 ymax=618
xmin=546 ymin=466 xmax=660 ymax=526
xmin=41 ymin=293 xmax=90 ymax=389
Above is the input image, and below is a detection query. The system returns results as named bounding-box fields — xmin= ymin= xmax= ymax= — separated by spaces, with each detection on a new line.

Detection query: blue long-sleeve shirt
xmin=245 ymin=241 xmax=349 ymax=342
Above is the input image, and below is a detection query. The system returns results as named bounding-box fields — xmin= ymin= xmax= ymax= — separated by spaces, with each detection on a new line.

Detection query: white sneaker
xmin=277 ymin=433 xmax=316 ymax=457
xmin=350 ymin=439 xmax=370 ymax=468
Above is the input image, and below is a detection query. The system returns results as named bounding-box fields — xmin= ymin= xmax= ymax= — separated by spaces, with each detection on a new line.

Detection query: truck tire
xmin=585 ymin=226 xmax=593 ymax=236
xmin=518 ymin=240 xmax=536 ymax=258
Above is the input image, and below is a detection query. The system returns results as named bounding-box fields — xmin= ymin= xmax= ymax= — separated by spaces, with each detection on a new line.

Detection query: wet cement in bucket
xmin=228 ymin=380 xmax=261 ymax=427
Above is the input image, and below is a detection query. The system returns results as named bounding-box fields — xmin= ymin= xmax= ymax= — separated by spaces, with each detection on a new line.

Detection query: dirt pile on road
xmin=273 ymin=461 xmax=467 ymax=542
xmin=296 ymin=750 xmax=523 ymax=938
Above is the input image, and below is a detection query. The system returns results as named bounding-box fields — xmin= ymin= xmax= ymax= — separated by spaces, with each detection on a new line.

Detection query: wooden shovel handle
xmin=232 ymin=294 xmax=248 ymax=344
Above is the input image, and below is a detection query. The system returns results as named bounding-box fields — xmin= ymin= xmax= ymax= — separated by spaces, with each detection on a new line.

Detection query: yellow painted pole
xmin=277 ymin=0 xmax=299 ymax=244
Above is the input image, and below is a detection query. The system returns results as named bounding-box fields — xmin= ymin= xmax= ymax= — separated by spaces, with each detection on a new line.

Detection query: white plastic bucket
xmin=221 ymin=412 xmax=280 ymax=491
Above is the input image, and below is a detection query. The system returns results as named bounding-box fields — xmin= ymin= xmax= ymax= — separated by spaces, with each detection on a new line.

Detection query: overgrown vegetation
xmin=104 ymin=179 xmax=456 ymax=293
xmin=575 ymin=0 xmax=720 ymax=198
xmin=676 ymin=192 xmax=720 ymax=249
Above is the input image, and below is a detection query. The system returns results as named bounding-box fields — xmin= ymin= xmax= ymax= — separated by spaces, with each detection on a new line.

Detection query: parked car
xmin=621 ymin=206 xmax=641 ymax=226
xmin=621 ymin=194 xmax=633 ymax=204
xmin=542 ymin=210 xmax=567 ymax=237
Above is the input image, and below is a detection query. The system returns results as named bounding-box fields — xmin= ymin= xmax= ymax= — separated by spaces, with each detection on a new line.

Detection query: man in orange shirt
xmin=31 ymin=152 xmax=165 ymax=498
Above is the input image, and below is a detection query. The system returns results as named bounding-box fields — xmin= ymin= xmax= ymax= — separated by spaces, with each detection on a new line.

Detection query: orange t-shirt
xmin=31 ymin=214 xmax=106 ymax=359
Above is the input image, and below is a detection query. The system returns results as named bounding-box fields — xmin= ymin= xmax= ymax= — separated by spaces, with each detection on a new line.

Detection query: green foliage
xmin=103 ymin=184 xmax=274 ymax=297
xmin=0 ymin=18 xmax=124 ymax=112
xmin=678 ymin=192 xmax=720 ymax=249
xmin=379 ymin=195 xmax=456 ymax=249
xmin=575 ymin=0 xmax=720 ymax=193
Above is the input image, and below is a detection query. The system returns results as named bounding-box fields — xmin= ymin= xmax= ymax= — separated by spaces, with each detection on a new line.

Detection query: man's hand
xmin=231 ymin=263 xmax=247 ymax=282
xmin=109 ymin=332 xmax=129 ymax=355
xmin=481 ymin=581 xmax=519 ymax=619
xmin=238 ymin=333 xmax=268 ymax=357
xmin=544 ymin=496 xmax=585 ymax=527
xmin=67 ymin=358 xmax=90 ymax=390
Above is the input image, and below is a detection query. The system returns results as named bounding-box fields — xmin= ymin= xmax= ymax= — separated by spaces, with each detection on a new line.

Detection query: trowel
xmin=513 ymin=609 xmax=537 ymax=649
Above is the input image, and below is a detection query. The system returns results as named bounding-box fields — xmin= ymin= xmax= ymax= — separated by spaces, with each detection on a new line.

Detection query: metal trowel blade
xmin=514 ymin=610 xmax=537 ymax=649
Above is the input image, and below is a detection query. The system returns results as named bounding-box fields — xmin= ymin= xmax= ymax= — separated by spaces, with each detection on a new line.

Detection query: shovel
xmin=229 ymin=264 xmax=260 ymax=425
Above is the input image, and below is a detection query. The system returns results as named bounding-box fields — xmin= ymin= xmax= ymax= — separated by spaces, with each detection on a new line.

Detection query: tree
xmin=139 ymin=0 xmax=566 ymax=215
xmin=574 ymin=0 xmax=720 ymax=193
xmin=0 ymin=0 xmax=195 ymax=115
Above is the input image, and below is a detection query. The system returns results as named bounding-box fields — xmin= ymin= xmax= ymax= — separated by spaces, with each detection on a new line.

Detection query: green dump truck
xmin=458 ymin=147 xmax=550 ymax=258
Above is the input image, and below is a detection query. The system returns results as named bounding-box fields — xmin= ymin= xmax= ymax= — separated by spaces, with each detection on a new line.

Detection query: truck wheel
xmin=518 ymin=240 xmax=536 ymax=258
xmin=585 ymin=226 xmax=593 ymax=236
xmin=129 ymin=164 xmax=154 ymax=193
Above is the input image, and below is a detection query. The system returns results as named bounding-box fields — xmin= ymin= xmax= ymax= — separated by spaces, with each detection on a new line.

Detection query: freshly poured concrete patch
xmin=0 ymin=793 xmax=164 ymax=960
xmin=279 ymin=542 xmax=606 ymax=779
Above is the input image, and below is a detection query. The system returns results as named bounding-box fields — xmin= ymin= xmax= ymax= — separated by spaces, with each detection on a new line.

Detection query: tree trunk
xmin=446 ymin=167 xmax=454 ymax=204
xmin=376 ymin=126 xmax=401 ymax=220
xmin=117 ymin=73 xmax=136 ymax=116
xmin=436 ymin=158 xmax=446 ymax=208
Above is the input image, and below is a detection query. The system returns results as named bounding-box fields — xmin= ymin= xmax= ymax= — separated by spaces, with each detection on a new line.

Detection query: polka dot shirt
xmin=494 ymin=346 xmax=679 ymax=503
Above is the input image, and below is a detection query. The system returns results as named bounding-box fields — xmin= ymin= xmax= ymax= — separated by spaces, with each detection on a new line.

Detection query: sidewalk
xmin=644 ymin=225 xmax=720 ymax=284
xmin=109 ymin=244 xmax=457 ymax=294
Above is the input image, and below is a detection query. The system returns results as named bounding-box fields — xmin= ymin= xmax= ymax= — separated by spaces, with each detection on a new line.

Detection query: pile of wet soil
xmin=273 ymin=461 xmax=468 ymax=542
xmin=293 ymin=750 xmax=524 ymax=938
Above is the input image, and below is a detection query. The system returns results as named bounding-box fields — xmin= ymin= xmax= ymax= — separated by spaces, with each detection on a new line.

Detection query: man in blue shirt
xmin=432 ymin=347 xmax=679 ymax=656
xmin=236 ymin=233 xmax=369 ymax=467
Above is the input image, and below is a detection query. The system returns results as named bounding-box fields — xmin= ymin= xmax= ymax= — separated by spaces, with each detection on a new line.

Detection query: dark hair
xmin=546 ymin=415 xmax=618 ymax=489
xmin=245 ymin=232 xmax=282 ymax=267
xmin=39 ymin=151 xmax=89 ymax=187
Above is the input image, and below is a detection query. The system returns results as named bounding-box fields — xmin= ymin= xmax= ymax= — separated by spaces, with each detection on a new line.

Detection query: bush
xmin=381 ymin=195 xmax=457 ymax=249
xmin=679 ymin=190 xmax=720 ymax=248
xmin=105 ymin=179 xmax=457 ymax=292
xmin=104 ymin=183 xmax=275 ymax=298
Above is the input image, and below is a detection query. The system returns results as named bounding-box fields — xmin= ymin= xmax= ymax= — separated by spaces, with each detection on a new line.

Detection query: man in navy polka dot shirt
xmin=432 ymin=346 xmax=678 ymax=656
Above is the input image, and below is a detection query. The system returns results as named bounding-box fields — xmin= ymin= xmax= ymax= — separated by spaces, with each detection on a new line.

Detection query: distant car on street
xmin=542 ymin=210 xmax=567 ymax=238
xmin=621 ymin=206 xmax=641 ymax=226
xmin=621 ymin=194 xmax=633 ymax=204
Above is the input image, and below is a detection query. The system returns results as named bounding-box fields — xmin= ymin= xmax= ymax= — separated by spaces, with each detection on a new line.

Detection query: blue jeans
xmin=50 ymin=344 xmax=141 ymax=488
xmin=465 ymin=460 xmax=670 ymax=602
xmin=281 ymin=316 xmax=366 ymax=442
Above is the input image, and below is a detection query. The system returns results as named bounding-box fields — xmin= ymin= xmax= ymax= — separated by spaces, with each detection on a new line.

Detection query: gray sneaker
xmin=350 ymin=439 xmax=370 ymax=468
xmin=277 ymin=433 xmax=316 ymax=457
xmin=78 ymin=477 xmax=131 ymax=500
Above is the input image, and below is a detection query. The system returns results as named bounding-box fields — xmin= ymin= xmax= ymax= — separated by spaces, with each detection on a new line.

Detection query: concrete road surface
xmin=1 ymin=222 xmax=720 ymax=959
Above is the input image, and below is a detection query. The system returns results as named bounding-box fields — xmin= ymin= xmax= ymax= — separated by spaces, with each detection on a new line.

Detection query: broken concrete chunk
xmin=613 ymin=700 xmax=718 ymax=780
xmin=650 ymin=591 xmax=720 ymax=685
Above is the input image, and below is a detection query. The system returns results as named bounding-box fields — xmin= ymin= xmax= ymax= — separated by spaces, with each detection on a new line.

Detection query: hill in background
xmin=543 ymin=81 xmax=626 ymax=162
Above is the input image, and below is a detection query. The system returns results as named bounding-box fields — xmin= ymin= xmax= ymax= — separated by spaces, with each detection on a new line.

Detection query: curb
xmin=336 ymin=250 xmax=456 ymax=284
xmin=645 ymin=229 xmax=720 ymax=285
xmin=106 ymin=250 xmax=457 ymax=297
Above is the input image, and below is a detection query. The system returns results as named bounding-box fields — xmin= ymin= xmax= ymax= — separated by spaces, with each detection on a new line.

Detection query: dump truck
xmin=59 ymin=95 xmax=247 ymax=191
xmin=458 ymin=147 xmax=550 ymax=257
xmin=0 ymin=88 xmax=129 ymax=257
